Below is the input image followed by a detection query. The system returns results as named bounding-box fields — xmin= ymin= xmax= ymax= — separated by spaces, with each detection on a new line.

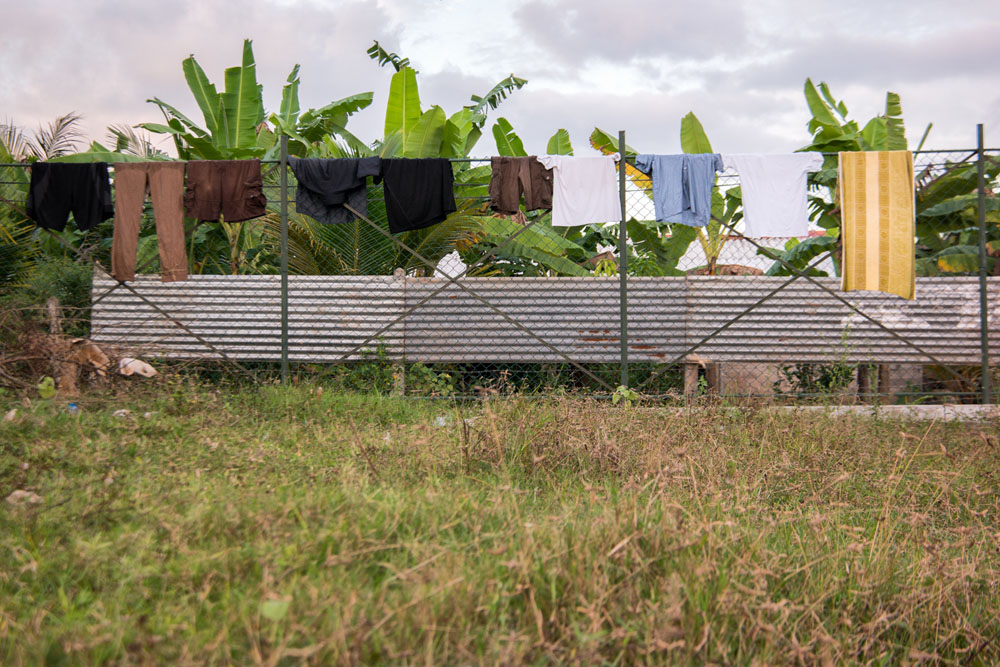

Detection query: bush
xmin=1 ymin=256 xmax=93 ymax=335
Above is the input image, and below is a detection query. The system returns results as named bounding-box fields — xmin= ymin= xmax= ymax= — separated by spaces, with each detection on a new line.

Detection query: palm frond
xmin=0 ymin=215 xmax=40 ymax=289
xmin=34 ymin=112 xmax=84 ymax=159
xmin=0 ymin=120 xmax=38 ymax=162
xmin=106 ymin=123 xmax=169 ymax=159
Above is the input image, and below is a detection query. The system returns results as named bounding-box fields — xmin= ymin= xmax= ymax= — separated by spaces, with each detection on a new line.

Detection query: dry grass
xmin=1 ymin=382 xmax=998 ymax=664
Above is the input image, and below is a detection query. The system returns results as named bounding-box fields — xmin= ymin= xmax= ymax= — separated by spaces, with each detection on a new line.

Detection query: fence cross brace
xmin=310 ymin=203 xmax=616 ymax=391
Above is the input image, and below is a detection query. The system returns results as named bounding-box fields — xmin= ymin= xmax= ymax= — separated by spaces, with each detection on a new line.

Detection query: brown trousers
xmin=184 ymin=159 xmax=266 ymax=222
xmin=111 ymin=162 xmax=188 ymax=283
xmin=489 ymin=156 xmax=553 ymax=214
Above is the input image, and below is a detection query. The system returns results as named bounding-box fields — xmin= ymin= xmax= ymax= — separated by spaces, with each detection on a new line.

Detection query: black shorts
xmin=26 ymin=162 xmax=114 ymax=231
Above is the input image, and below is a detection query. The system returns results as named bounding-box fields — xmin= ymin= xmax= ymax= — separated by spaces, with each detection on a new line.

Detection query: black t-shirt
xmin=376 ymin=158 xmax=457 ymax=234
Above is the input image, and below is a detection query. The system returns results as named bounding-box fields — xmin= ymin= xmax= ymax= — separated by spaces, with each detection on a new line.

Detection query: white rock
xmin=6 ymin=490 xmax=42 ymax=505
xmin=118 ymin=358 xmax=158 ymax=377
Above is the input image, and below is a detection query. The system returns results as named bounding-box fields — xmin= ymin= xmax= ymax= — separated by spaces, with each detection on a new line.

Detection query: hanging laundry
xmin=488 ymin=156 xmax=553 ymax=214
xmin=26 ymin=162 xmax=113 ymax=231
xmin=839 ymin=150 xmax=915 ymax=300
xmin=377 ymin=158 xmax=457 ymax=233
xmin=111 ymin=162 xmax=188 ymax=283
xmin=184 ymin=159 xmax=266 ymax=222
xmin=536 ymin=154 xmax=620 ymax=227
xmin=634 ymin=153 xmax=722 ymax=227
xmin=722 ymin=153 xmax=824 ymax=237
xmin=289 ymin=157 xmax=381 ymax=224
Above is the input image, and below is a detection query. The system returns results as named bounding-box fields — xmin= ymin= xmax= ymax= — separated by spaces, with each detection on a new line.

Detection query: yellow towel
xmin=839 ymin=150 xmax=915 ymax=300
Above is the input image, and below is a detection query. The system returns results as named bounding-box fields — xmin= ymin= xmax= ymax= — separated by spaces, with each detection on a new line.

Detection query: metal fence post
xmin=280 ymin=134 xmax=290 ymax=385
xmin=976 ymin=124 xmax=992 ymax=403
xmin=618 ymin=130 xmax=629 ymax=388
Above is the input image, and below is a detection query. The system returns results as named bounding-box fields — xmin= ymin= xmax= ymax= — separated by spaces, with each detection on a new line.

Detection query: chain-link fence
xmin=623 ymin=145 xmax=999 ymax=403
xmin=2 ymin=134 xmax=997 ymax=402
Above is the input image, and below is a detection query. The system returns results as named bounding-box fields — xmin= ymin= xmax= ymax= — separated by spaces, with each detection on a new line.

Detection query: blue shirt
xmin=635 ymin=153 xmax=722 ymax=227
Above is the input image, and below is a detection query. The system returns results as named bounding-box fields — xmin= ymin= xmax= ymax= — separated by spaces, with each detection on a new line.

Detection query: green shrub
xmin=2 ymin=256 xmax=93 ymax=336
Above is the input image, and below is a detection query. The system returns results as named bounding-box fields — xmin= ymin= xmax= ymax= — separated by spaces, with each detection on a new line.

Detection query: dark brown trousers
xmin=184 ymin=159 xmax=266 ymax=222
xmin=489 ymin=156 xmax=553 ymax=214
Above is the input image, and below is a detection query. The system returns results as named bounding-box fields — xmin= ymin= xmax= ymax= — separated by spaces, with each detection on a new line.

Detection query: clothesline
xmin=9 ymin=148 xmax=960 ymax=301
xmin=0 ymin=146 xmax=994 ymax=170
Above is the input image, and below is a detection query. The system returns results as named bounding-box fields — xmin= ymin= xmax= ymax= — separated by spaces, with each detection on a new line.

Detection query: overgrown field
xmin=1 ymin=383 xmax=998 ymax=664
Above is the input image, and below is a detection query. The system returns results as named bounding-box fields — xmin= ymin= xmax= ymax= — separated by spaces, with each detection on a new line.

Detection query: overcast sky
xmin=4 ymin=0 xmax=998 ymax=158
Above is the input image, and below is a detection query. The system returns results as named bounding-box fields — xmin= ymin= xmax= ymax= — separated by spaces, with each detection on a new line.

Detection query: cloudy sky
xmin=4 ymin=0 xmax=998 ymax=157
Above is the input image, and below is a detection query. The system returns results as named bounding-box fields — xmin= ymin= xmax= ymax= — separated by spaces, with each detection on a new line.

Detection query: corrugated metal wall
xmin=90 ymin=270 xmax=999 ymax=366
xmin=687 ymin=277 xmax=999 ymax=364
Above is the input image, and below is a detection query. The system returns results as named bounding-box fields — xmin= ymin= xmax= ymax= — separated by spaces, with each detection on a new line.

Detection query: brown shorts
xmin=489 ymin=156 xmax=553 ymax=214
xmin=184 ymin=159 xmax=266 ymax=222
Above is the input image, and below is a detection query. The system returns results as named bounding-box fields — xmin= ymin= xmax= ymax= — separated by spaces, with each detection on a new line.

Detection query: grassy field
xmin=1 ymin=382 xmax=998 ymax=664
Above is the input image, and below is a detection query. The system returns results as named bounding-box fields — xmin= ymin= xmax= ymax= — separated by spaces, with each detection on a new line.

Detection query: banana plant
xmin=678 ymin=112 xmax=744 ymax=275
xmin=140 ymin=40 xmax=266 ymax=159
xmin=765 ymin=79 xmax=1000 ymax=277
xmin=589 ymin=123 xmax=708 ymax=276
xmin=472 ymin=119 xmax=593 ymax=276
xmin=244 ymin=46 xmax=533 ymax=276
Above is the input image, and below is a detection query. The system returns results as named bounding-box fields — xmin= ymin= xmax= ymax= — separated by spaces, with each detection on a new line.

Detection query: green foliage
xmin=758 ymin=234 xmax=840 ymax=277
xmin=0 ymin=160 xmax=37 ymax=291
xmin=317 ymin=341 xmax=455 ymax=396
xmin=624 ymin=219 xmax=695 ymax=276
xmin=611 ymin=384 xmax=638 ymax=407
xmin=141 ymin=40 xmax=267 ymax=160
xmin=405 ymin=363 xmax=456 ymax=397
xmin=36 ymin=376 xmax=55 ymax=399
xmin=384 ymin=66 xmax=422 ymax=144
xmin=679 ymin=111 xmax=713 ymax=154
xmin=591 ymin=113 xmax=740 ymax=276
xmin=366 ymin=40 xmax=413 ymax=72
xmin=467 ymin=74 xmax=528 ymax=115
xmin=492 ymin=117 xmax=526 ymax=157
xmin=546 ymin=129 xmax=573 ymax=156
xmin=403 ymin=105 xmax=446 ymax=158
xmin=472 ymin=216 xmax=590 ymax=276
xmin=775 ymin=361 xmax=855 ymax=398
xmin=592 ymin=257 xmax=617 ymax=277
xmin=766 ymin=79 xmax=1000 ymax=277
xmin=128 ymin=40 xmax=535 ymax=277
xmin=3 ymin=255 xmax=94 ymax=315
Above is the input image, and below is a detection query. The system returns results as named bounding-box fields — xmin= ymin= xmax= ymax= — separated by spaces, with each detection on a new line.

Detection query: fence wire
xmin=1 ymin=141 xmax=997 ymax=403
xmin=623 ymin=148 xmax=999 ymax=402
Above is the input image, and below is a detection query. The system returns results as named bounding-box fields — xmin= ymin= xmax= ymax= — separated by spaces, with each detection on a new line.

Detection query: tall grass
xmin=1 ymin=383 xmax=998 ymax=664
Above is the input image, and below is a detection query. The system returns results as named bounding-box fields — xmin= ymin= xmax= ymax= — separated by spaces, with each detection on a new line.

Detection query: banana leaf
xmin=182 ymin=54 xmax=222 ymax=136
xmin=492 ymin=118 xmax=526 ymax=157
xmin=220 ymin=40 xmax=264 ymax=150
xmin=384 ymin=67 xmax=421 ymax=142
xmin=403 ymin=106 xmax=445 ymax=157
xmin=680 ymin=112 xmax=713 ymax=153
xmin=546 ymin=129 xmax=573 ymax=155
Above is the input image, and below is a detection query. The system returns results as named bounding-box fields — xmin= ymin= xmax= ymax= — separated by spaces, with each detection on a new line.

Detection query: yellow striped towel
xmin=839 ymin=150 xmax=915 ymax=300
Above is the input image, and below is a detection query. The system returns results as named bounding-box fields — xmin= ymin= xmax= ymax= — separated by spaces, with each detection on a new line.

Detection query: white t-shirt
xmin=722 ymin=153 xmax=824 ymax=238
xmin=537 ymin=154 xmax=621 ymax=227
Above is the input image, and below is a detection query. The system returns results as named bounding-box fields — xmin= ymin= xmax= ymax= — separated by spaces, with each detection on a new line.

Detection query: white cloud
xmin=2 ymin=0 xmax=998 ymax=157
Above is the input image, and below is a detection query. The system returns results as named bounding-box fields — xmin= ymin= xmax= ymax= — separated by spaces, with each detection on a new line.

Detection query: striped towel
xmin=839 ymin=150 xmax=916 ymax=300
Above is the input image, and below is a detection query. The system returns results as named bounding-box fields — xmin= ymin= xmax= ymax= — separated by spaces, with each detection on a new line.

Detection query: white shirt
xmin=722 ymin=153 xmax=824 ymax=238
xmin=537 ymin=154 xmax=621 ymax=227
